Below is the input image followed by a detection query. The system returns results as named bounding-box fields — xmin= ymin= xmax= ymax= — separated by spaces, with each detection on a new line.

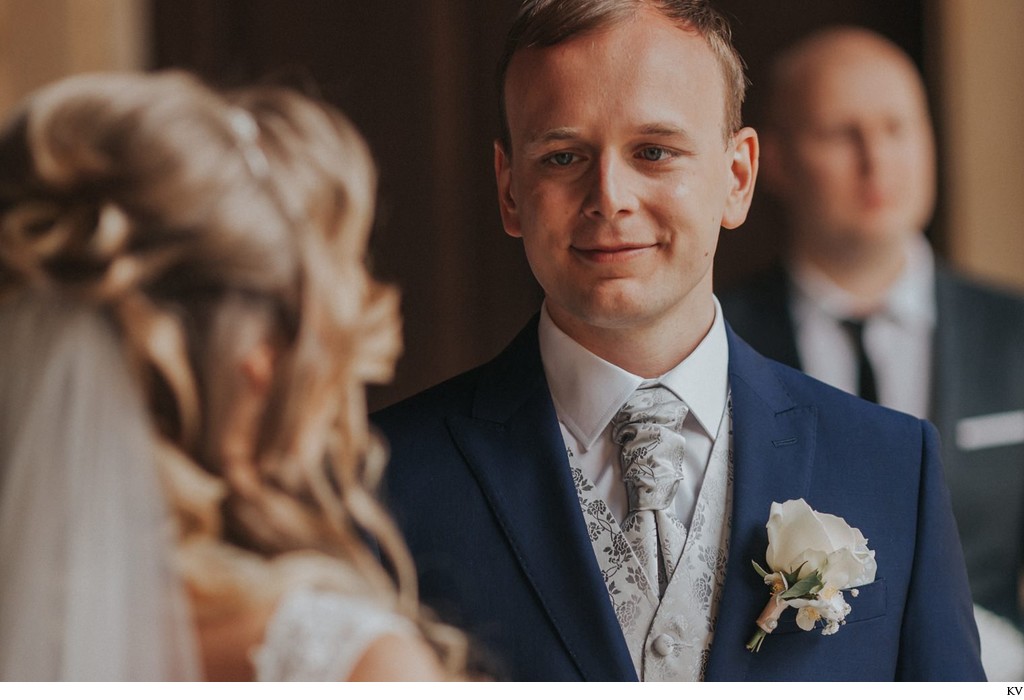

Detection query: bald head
xmin=760 ymin=26 xmax=937 ymax=263
xmin=766 ymin=27 xmax=928 ymax=134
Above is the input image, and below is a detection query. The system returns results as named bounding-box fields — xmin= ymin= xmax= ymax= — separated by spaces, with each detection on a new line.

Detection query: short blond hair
xmin=496 ymin=0 xmax=748 ymax=148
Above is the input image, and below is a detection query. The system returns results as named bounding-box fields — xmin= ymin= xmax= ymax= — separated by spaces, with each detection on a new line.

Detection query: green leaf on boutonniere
xmin=751 ymin=560 xmax=771 ymax=580
xmin=780 ymin=572 xmax=824 ymax=600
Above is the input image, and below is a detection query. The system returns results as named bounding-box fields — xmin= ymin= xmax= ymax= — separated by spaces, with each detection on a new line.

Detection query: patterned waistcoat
xmin=568 ymin=399 xmax=733 ymax=681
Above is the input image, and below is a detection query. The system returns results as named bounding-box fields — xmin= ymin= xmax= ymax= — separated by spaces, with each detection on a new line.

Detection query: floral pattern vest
xmin=568 ymin=397 xmax=733 ymax=681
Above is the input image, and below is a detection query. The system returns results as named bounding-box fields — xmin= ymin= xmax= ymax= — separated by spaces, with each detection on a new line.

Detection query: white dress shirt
xmin=788 ymin=232 xmax=937 ymax=419
xmin=538 ymin=298 xmax=730 ymax=529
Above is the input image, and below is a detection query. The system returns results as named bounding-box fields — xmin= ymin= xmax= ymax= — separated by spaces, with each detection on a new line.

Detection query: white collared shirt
xmin=538 ymin=298 xmax=730 ymax=528
xmin=788 ymin=232 xmax=937 ymax=418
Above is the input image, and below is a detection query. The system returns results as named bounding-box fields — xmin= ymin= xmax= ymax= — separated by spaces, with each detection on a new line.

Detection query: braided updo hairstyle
xmin=0 ymin=71 xmax=460 ymax=672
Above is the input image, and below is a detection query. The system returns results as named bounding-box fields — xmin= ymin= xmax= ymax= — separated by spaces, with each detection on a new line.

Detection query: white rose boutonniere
xmin=746 ymin=498 xmax=877 ymax=652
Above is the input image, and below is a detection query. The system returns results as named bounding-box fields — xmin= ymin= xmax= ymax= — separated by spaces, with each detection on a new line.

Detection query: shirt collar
xmin=788 ymin=231 xmax=937 ymax=328
xmin=886 ymin=232 xmax=937 ymax=327
xmin=538 ymin=298 xmax=730 ymax=452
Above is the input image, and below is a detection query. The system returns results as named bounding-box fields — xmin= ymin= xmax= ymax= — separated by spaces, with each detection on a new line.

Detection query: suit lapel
xmin=705 ymin=327 xmax=819 ymax=680
xmin=446 ymin=320 xmax=637 ymax=681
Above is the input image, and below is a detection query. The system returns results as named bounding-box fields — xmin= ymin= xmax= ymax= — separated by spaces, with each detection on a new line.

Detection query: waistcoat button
xmin=652 ymin=633 xmax=675 ymax=657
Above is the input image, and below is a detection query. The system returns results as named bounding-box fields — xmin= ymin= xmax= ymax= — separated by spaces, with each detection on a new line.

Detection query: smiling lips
xmin=571 ymin=243 xmax=658 ymax=264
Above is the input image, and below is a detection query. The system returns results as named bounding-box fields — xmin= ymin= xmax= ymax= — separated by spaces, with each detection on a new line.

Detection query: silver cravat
xmin=611 ymin=384 xmax=689 ymax=597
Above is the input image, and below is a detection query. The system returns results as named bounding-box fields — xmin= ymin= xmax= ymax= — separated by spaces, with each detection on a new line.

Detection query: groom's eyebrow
xmin=523 ymin=123 xmax=698 ymax=149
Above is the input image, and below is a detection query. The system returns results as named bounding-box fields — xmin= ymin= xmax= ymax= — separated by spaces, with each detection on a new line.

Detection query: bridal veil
xmin=0 ymin=293 xmax=200 ymax=680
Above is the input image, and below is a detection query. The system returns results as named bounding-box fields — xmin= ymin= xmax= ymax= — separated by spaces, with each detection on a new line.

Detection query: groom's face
xmin=494 ymin=10 xmax=756 ymax=340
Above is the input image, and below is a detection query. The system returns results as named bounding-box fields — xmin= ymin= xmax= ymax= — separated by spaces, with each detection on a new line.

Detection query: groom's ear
xmin=494 ymin=140 xmax=522 ymax=238
xmin=721 ymin=126 xmax=759 ymax=230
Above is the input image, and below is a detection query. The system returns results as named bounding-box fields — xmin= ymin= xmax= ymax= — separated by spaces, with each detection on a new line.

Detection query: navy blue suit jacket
xmin=373 ymin=317 xmax=984 ymax=681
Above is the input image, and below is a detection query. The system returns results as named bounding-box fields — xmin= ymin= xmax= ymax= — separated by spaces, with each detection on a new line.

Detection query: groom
xmin=374 ymin=0 xmax=983 ymax=681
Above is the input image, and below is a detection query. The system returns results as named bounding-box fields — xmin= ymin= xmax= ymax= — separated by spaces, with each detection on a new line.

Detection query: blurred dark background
xmin=150 ymin=0 xmax=936 ymax=410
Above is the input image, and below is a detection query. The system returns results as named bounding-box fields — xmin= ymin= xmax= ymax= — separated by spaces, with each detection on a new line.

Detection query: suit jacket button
xmin=652 ymin=633 xmax=674 ymax=657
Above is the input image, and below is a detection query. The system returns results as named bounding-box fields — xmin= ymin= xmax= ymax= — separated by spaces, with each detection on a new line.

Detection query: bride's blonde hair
xmin=0 ymin=71 xmax=461 ymax=672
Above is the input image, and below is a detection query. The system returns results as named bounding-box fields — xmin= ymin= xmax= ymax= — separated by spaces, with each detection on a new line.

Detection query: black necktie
xmin=840 ymin=318 xmax=878 ymax=403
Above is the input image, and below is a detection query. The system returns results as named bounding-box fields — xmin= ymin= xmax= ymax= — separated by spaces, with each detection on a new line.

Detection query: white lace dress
xmin=252 ymin=587 xmax=415 ymax=681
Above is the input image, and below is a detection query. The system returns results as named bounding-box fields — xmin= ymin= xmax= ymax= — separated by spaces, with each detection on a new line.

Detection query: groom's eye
xmin=545 ymin=152 xmax=578 ymax=167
